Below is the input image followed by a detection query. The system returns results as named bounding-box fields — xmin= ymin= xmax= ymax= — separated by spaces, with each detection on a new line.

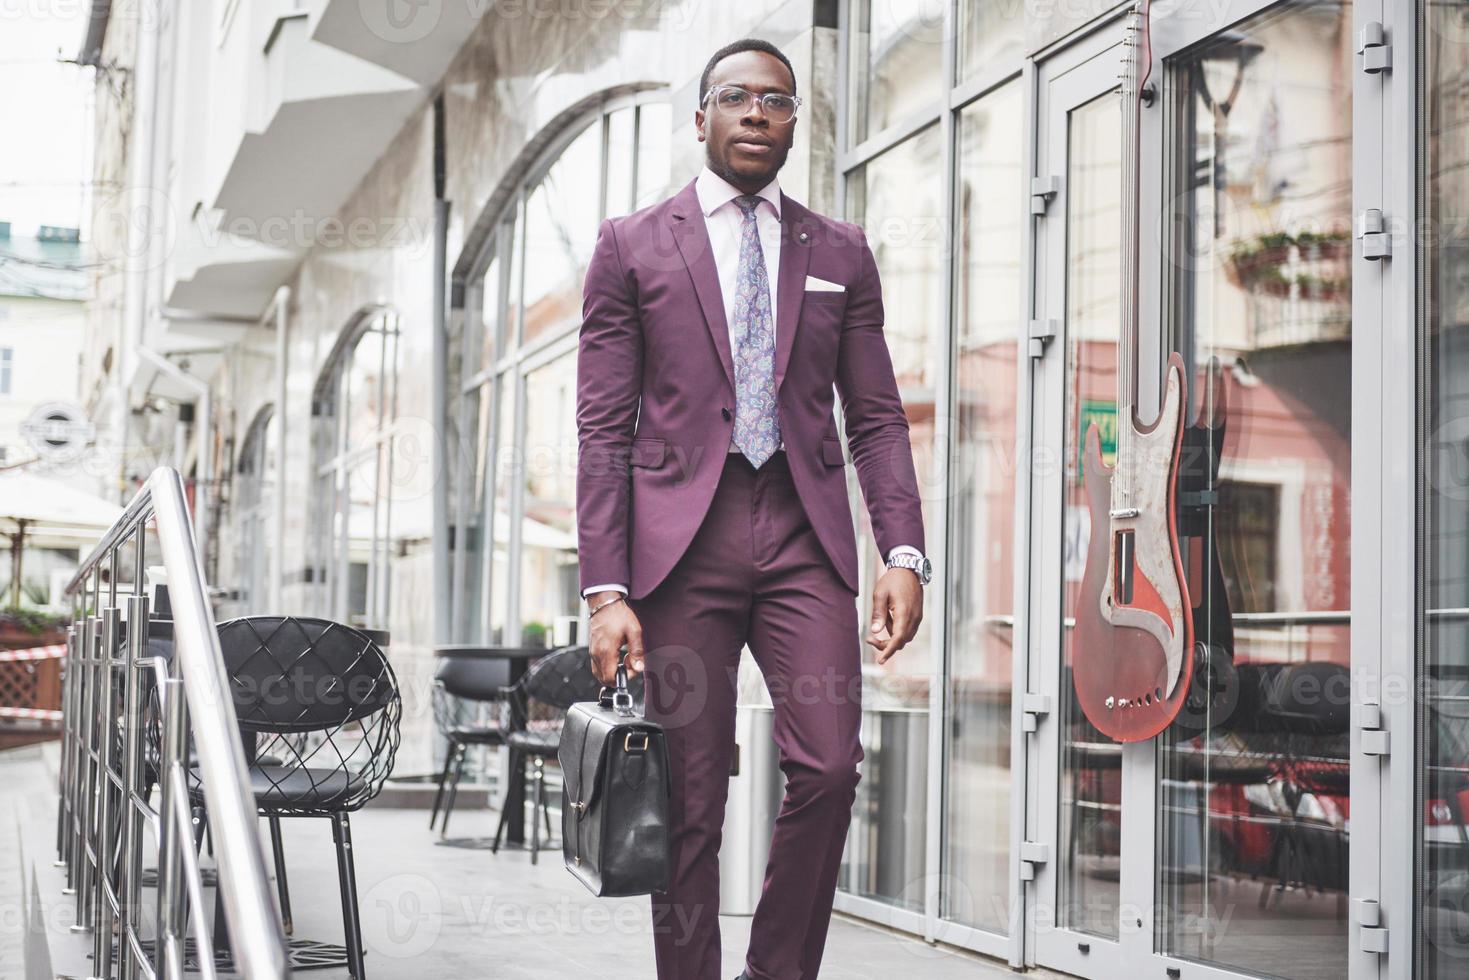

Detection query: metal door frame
xmin=1025 ymin=22 xmax=1136 ymax=977
xmin=1023 ymin=0 xmax=1401 ymax=975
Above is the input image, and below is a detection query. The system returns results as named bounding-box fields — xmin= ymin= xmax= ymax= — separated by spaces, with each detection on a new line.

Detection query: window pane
xmin=1058 ymin=91 xmax=1123 ymax=940
xmin=236 ymin=410 xmax=278 ymax=616
xmin=957 ymin=0 xmax=1024 ymax=83
xmin=1422 ymin=3 xmax=1469 ymax=975
xmin=604 ymin=107 xmax=635 ymax=219
xmin=504 ymin=199 xmax=526 ymax=355
xmin=489 ymin=376 xmax=515 ymax=644
xmin=839 ymin=123 xmax=943 ymax=910
xmin=314 ymin=313 xmax=403 ymax=629
xmin=1159 ymin=3 xmax=1353 ymax=975
xmin=635 ymin=101 xmax=671 ymax=210
xmin=472 ymin=248 xmax=503 ymax=377
xmin=944 ymin=79 xmax=1023 ymax=935
xmin=522 ymin=122 xmax=601 ymax=347
xmin=519 ymin=351 xmax=578 ymax=645
xmin=457 ymin=380 xmax=492 ymax=641
xmin=846 ymin=0 xmax=945 ymax=146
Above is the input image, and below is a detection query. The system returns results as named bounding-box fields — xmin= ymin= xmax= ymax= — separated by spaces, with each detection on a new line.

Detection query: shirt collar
xmin=695 ymin=164 xmax=782 ymax=220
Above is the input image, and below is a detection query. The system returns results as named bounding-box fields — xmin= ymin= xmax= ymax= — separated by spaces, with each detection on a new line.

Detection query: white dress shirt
xmin=694 ymin=164 xmax=785 ymax=403
xmin=582 ymin=167 xmax=922 ymax=599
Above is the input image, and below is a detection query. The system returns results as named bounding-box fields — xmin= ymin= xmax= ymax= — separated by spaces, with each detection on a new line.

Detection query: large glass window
xmin=846 ymin=0 xmax=946 ymax=146
xmin=1421 ymin=3 xmax=1469 ymax=974
xmin=839 ymin=123 xmax=944 ymax=912
xmin=521 ymin=124 xmax=601 ymax=349
xmin=519 ymin=350 xmax=578 ymax=645
xmin=235 ymin=404 xmax=277 ymax=615
xmin=1158 ymin=3 xmax=1354 ymax=975
xmin=957 ymin=0 xmax=1025 ymax=84
xmin=454 ymin=95 xmax=668 ymax=645
xmin=1058 ymin=89 xmax=1125 ymax=940
xmin=839 ymin=0 xmax=1026 ymax=945
xmin=311 ymin=310 xmax=403 ymax=629
xmin=943 ymin=78 xmax=1025 ymax=935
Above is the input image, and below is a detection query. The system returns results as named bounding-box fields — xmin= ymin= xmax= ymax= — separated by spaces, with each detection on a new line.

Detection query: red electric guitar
xmin=1071 ymin=0 xmax=1194 ymax=742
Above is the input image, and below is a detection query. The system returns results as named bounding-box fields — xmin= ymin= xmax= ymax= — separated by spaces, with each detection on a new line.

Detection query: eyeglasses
xmin=702 ymin=84 xmax=802 ymax=124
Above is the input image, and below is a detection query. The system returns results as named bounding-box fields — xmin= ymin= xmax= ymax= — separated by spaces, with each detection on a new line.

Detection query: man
xmin=575 ymin=37 xmax=931 ymax=980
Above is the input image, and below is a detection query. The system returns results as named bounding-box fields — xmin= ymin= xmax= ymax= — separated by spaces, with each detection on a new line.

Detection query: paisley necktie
xmin=730 ymin=194 xmax=780 ymax=467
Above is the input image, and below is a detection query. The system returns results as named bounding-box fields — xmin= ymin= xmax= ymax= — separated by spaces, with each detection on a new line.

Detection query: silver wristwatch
xmin=886 ymin=552 xmax=932 ymax=585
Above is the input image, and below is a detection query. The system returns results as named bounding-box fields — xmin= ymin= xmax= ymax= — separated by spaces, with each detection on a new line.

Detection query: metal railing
xmin=56 ymin=467 xmax=289 ymax=980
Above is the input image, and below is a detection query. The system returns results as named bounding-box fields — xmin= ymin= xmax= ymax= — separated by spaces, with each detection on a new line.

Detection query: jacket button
xmin=722 ymin=407 xmax=731 ymax=420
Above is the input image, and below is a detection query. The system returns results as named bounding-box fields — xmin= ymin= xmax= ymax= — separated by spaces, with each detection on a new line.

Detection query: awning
xmin=0 ymin=471 xmax=123 ymax=536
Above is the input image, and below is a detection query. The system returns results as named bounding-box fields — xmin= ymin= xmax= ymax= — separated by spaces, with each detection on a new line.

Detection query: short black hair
xmin=698 ymin=38 xmax=796 ymax=106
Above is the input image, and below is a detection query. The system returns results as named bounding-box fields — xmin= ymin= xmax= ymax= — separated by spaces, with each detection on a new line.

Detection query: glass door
xmin=1027 ymin=33 xmax=1135 ymax=977
xmin=1153 ymin=2 xmax=1356 ymax=975
xmin=1027 ymin=1 xmax=1372 ymax=977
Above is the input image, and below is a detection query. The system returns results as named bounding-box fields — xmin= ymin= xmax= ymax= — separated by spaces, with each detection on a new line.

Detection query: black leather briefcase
xmin=559 ymin=656 xmax=671 ymax=896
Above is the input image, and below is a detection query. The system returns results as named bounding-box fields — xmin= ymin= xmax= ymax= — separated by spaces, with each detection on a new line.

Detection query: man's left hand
xmin=867 ymin=567 xmax=923 ymax=664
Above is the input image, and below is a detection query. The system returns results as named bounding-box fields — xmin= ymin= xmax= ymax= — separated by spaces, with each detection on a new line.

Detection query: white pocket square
xmin=804 ymin=275 xmax=846 ymax=292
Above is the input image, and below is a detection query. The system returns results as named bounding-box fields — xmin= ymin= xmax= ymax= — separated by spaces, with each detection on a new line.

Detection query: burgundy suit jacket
xmin=575 ymin=176 xmax=925 ymax=600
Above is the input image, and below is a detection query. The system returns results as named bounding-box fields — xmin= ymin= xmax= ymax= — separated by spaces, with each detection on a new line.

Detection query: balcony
xmin=165 ymin=205 xmax=300 ymax=320
xmin=209 ymin=12 xmax=422 ymax=247
xmin=307 ymin=0 xmax=492 ymax=86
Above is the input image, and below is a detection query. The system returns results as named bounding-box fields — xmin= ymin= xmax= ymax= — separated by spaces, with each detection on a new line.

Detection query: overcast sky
xmin=0 ymin=5 xmax=94 ymax=239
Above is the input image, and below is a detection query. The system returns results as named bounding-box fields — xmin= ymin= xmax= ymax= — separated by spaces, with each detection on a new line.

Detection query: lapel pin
xmin=798 ymin=231 xmax=809 ymax=244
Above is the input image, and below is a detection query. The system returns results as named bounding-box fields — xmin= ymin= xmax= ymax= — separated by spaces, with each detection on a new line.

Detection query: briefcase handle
xmin=597 ymin=649 xmax=636 ymax=718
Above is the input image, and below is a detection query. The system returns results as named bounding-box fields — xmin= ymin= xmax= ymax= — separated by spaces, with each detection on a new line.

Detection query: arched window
xmin=311 ymin=308 xmax=404 ymax=628
xmin=453 ymin=92 xmax=669 ymax=645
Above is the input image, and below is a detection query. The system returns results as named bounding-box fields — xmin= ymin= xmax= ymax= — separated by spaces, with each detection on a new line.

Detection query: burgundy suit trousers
xmin=629 ymin=448 xmax=864 ymax=980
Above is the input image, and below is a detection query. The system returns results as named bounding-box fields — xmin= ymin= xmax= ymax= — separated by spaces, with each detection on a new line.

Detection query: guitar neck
xmin=1119 ymin=0 xmax=1151 ymax=417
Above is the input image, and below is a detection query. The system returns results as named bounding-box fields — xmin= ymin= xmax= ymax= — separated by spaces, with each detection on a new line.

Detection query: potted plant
xmin=521 ymin=620 xmax=550 ymax=648
xmin=0 ymin=606 xmax=70 ymax=649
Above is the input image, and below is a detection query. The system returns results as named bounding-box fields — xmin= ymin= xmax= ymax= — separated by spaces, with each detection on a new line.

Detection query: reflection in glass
xmin=839 ymin=124 xmax=942 ymax=911
xmin=957 ymin=0 xmax=1024 ymax=83
xmin=489 ymin=377 xmax=514 ymax=644
xmin=604 ymin=106 xmax=635 ymax=219
xmin=1059 ymin=91 xmax=1123 ymax=940
xmin=1160 ymin=4 xmax=1352 ymax=977
xmin=944 ymin=80 xmax=1023 ymax=935
xmin=312 ymin=312 xmax=404 ymax=629
xmin=456 ymin=251 xmax=502 ymax=641
xmin=456 ymin=380 xmax=489 ymax=641
xmin=846 ymin=0 xmax=945 ymax=146
xmin=481 ymin=243 xmax=511 ymax=373
xmin=519 ymin=352 xmax=578 ymax=646
xmin=235 ymin=407 xmax=277 ymax=617
xmin=1421 ymin=5 xmax=1469 ymax=975
xmin=522 ymin=121 xmax=599 ymax=348
xmin=636 ymin=102 xmax=671 ymax=210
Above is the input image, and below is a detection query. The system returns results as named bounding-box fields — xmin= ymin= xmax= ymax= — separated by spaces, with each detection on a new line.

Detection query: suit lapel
xmin=774 ymin=192 xmax=812 ymax=394
xmin=668 ymin=180 xmax=736 ymax=395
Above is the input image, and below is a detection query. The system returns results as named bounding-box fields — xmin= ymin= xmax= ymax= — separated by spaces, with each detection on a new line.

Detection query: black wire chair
xmin=490 ymin=646 xmax=635 ymax=864
xmin=188 ymin=615 xmax=402 ymax=980
xmin=428 ymin=654 xmax=514 ymax=837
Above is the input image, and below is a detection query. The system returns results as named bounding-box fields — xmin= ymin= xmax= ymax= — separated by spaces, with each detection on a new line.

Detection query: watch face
xmin=920 ymin=557 xmax=932 ymax=583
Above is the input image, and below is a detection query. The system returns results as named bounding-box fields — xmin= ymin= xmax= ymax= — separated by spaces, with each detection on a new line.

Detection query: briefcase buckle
xmin=625 ymin=731 xmax=649 ymax=753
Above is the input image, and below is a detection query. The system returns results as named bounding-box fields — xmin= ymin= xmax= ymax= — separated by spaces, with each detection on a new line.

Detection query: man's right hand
xmin=587 ymin=591 xmax=645 ymax=687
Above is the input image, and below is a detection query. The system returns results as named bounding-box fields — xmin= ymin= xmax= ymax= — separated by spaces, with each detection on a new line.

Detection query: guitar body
xmin=1072 ymin=352 xmax=1194 ymax=741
